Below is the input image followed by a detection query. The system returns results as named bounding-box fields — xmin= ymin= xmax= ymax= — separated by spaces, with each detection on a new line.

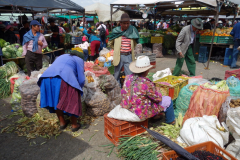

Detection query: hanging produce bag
xmin=226 ymin=76 xmax=240 ymax=97
xmin=174 ymin=83 xmax=199 ymax=117
xmin=183 ymin=81 xmax=230 ymax=123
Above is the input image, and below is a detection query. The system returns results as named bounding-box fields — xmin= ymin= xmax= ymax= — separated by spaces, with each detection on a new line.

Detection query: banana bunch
xmin=87 ymin=76 xmax=94 ymax=83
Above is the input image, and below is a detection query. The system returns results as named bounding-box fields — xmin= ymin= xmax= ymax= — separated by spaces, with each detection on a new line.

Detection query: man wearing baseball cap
xmin=172 ymin=18 xmax=203 ymax=77
xmin=22 ymin=20 xmax=48 ymax=76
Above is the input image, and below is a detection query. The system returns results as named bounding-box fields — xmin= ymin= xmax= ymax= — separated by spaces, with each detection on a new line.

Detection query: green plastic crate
xmin=139 ymin=38 xmax=145 ymax=44
xmin=199 ymin=36 xmax=217 ymax=43
xmin=217 ymin=36 xmax=234 ymax=44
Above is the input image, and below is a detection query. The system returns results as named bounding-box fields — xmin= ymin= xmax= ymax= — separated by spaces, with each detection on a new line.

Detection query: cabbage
xmin=2 ymin=47 xmax=7 ymax=53
xmin=6 ymin=46 xmax=15 ymax=53
xmin=18 ymin=47 xmax=23 ymax=53
xmin=16 ymin=51 xmax=22 ymax=57
xmin=0 ymin=39 xmax=6 ymax=48
xmin=13 ymin=43 xmax=20 ymax=49
xmin=4 ymin=42 xmax=10 ymax=47
xmin=3 ymin=51 xmax=12 ymax=58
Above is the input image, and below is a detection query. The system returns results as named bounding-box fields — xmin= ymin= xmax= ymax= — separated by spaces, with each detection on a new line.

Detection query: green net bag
xmin=226 ymin=76 xmax=240 ymax=97
xmin=174 ymin=83 xmax=199 ymax=117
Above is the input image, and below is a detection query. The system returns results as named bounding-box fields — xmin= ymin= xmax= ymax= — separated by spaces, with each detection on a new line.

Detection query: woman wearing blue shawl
xmin=37 ymin=51 xmax=85 ymax=132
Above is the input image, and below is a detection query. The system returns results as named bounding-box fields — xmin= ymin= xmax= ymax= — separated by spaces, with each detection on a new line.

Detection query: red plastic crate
xmin=104 ymin=113 xmax=148 ymax=146
xmin=225 ymin=69 xmax=240 ymax=80
xmin=163 ymin=141 xmax=237 ymax=160
xmin=150 ymin=61 xmax=156 ymax=69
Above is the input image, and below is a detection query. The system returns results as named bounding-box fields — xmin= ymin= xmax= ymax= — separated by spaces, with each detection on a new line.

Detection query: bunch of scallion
xmin=117 ymin=136 xmax=159 ymax=160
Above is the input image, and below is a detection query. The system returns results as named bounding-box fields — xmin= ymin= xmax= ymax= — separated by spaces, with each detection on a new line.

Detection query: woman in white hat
xmin=108 ymin=56 xmax=175 ymax=123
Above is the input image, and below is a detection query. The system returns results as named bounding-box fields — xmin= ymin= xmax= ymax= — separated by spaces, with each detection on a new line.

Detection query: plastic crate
xmin=225 ymin=69 xmax=240 ymax=80
xmin=150 ymin=61 xmax=156 ymax=69
xmin=223 ymin=48 xmax=233 ymax=66
xmin=198 ymin=46 xmax=209 ymax=63
xmin=154 ymin=76 xmax=188 ymax=100
xmin=217 ymin=36 xmax=234 ymax=44
xmin=104 ymin=113 xmax=148 ymax=146
xmin=71 ymin=36 xmax=82 ymax=44
xmin=198 ymin=55 xmax=209 ymax=63
xmin=151 ymin=36 xmax=164 ymax=43
xmin=139 ymin=38 xmax=145 ymax=44
xmin=199 ymin=36 xmax=217 ymax=43
xmin=135 ymin=53 xmax=156 ymax=62
xmin=163 ymin=141 xmax=237 ymax=160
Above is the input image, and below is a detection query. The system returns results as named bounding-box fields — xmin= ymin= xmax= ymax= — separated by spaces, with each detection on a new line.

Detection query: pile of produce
xmin=42 ymin=42 xmax=58 ymax=53
xmin=0 ymin=61 xmax=19 ymax=79
xmin=2 ymin=42 xmax=23 ymax=58
xmin=200 ymin=28 xmax=233 ymax=37
xmin=0 ymin=79 xmax=11 ymax=99
xmin=86 ymin=75 xmax=95 ymax=83
xmin=117 ymin=136 xmax=159 ymax=160
xmin=229 ymin=99 xmax=240 ymax=108
xmin=188 ymin=85 xmax=198 ymax=92
xmin=63 ymin=33 xmax=71 ymax=46
xmin=0 ymin=38 xmax=6 ymax=48
xmin=203 ymin=80 xmax=229 ymax=91
xmin=170 ymin=24 xmax=182 ymax=33
xmin=176 ymin=150 xmax=224 ymax=160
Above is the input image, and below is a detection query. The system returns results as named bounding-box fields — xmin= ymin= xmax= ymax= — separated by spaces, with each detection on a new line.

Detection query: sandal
xmin=71 ymin=123 xmax=81 ymax=132
xmin=60 ymin=120 xmax=70 ymax=130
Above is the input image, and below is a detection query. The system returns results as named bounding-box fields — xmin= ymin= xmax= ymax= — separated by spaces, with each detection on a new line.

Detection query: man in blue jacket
xmin=230 ymin=22 xmax=240 ymax=68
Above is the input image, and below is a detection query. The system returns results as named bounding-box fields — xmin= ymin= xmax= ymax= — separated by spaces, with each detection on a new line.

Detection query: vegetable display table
xmin=42 ymin=48 xmax=64 ymax=63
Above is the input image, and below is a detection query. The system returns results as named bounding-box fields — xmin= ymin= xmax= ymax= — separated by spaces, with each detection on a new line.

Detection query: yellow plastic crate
xmin=71 ymin=48 xmax=83 ymax=52
xmin=88 ymin=46 xmax=91 ymax=55
xmin=153 ymin=76 xmax=188 ymax=100
xmin=151 ymin=36 xmax=164 ymax=44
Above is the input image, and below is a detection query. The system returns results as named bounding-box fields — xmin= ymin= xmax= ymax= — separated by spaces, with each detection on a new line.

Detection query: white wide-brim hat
xmin=129 ymin=56 xmax=153 ymax=73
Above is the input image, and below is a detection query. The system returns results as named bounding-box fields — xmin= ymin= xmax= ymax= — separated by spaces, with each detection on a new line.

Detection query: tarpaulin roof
xmin=0 ymin=0 xmax=85 ymax=13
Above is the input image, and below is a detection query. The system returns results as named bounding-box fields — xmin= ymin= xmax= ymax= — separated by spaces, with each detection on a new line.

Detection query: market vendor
xmin=0 ymin=24 xmax=6 ymax=39
xmin=19 ymin=21 xmax=30 ymax=44
xmin=108 ymin=56 xmax=175 ymax=123
xmin=4 ymin=25 xmax=17 ymax=44
xmin=37 ymin=51 xmax=85 ymax=132
xmin=172 ymin=18 xmax=203 ymax=77
xmin=108 ymin=13 xmax=139 ymax=84
xmin=22 ymin=20 xmax=48 ymax=76
xmin=49 ymin=20 xmax=60 ymax=57
xmin=230 ymin=21 xmax=240 ymax=68
xmin=81 ymin=28 xmax=101 ymax=61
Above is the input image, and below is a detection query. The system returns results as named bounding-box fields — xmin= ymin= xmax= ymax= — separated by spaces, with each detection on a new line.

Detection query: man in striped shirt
xmin=108 ymin=13 xmax=139 ymax=85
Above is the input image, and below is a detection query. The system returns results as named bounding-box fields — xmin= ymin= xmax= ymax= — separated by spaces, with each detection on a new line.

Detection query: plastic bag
xmin=85 ymin=88 xmax=111 ymax=116
xmin=19 ymin=84 xmax=40 ymax=117
xmin=81 ymin=87 xmax=88 ymax=102
xmin=30 ymin=67 xmax=48 ymax=79
xmin=42 ymin=55 xmax=50 ymax=68
xmin=108 ymin=105 xmax=142 ymax=122
xmin=99 ymin=48 xmax=110 ymax=56
xmin=180 ymin=115 xmax=229 ymax=148
xmin=183 ymin=85 xmax=230 ymax=123
xmin=226 ymin=76 xmax=240 ymax=97
xmin=226 ymin=139 xmax=240 ymax=160
xmin=226 ymin=107 xmax=240 ymax=140
xmin=105 ymin=85 xmax=122 ymax=108
xmin=98 ymin=56 xmax=106 ymax=62
xmin=218 ymin=96 xmax=240 ymax=123
xmin=188 ymin=78 xmax=210 ymax=85
xmin=98 ymin=75 xmax=116 ymax=89
xmin=153 ymin=43 xmax=163 ymax=58
xmin=174 ymin=83 xmax=199 ymax=117
xmin=153 ymin=68 xmax=172 ymax=81
xmin=84 ymin=71 xmax=98 ymax=89
xmin=134 ymin=44 xmax=142 ymax=55
xmin=142 ymin=47 xmax=152 ymax=53
xmin=10 ymin=76 xmax=27 ymax=111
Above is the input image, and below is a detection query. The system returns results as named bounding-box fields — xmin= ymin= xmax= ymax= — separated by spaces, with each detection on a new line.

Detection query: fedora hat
xmin=120 ymin=13 xmax=130 ymax=22
xmin=191 ymin=18 xmax=203 ymax=30
xmin=129 ymin=56 xmax=153 ymax=73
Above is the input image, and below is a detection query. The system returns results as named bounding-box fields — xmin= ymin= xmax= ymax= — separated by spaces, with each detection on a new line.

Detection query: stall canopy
xmin=85 ymin=3 xmax=124 ymax=22
xmin=0 ymin=0 xmax=85 ymax=13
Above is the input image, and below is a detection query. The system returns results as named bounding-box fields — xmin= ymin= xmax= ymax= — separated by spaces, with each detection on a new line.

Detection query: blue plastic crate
xmin=223 ymin=48 xmax=233 ymax=66
xmin=199 ymin=46 xmax=208 ymax=56
xmin=198 ymin=54 xmax=209 ymax=63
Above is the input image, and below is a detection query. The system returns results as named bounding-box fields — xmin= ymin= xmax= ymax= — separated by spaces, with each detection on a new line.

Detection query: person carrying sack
xmin=172 ymin=18 xmax=203 ymax=77
xmin=108 ymin=13 xmax=139 ymax=84
xmin=22 ymin=20 xmax=48 ymax=76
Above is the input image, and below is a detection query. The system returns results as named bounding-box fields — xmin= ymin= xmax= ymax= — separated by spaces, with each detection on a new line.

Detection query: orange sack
xmin=183 ymin=85 xmax=229 ymax=124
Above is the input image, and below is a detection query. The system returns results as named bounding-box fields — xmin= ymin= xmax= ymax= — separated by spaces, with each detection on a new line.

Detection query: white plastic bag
xmin=226 ymin=139 xmax=240 ymax=160
xmin=188 ymin=78 xmax=210 ymax=85
xmin=98 ymin=56 xmax=106 ymax=62
xmin=153 ymin=68 xmax=172 ymax=81
xmin=99 ymin=48 xmax=109 ymax=56
xmin=84 ymin=71 xmax=98 ymax=89
xmin=108 ymin=105 xmax=143 ymax=122
xmin=226 ymin=107 xmax=240 ymax=140
xmin=180 ymin=115 xmax=229 ymax=148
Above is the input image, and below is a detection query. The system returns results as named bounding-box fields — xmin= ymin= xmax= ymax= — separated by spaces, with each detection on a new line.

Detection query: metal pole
xmin=31 ymin=7 xmax=34 ymax=19
xmin=154 ymin=8 xmax=156 ymax=30
xmin=110 ymin=4 xmax=113 ymax=31
xmin=206 ymin=11 xmax=219 ymax=69
xmin=83 ymin=10 xmax=85 ymax=29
